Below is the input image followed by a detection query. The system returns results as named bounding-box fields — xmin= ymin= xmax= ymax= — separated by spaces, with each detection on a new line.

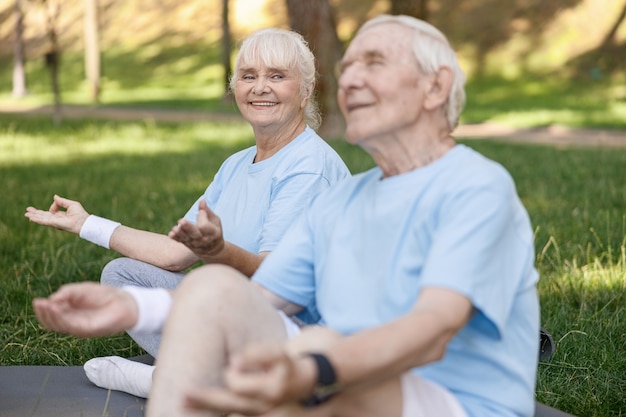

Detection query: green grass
xmin=2 ymin=43 xmax=626 ymax=130
xmin=463 ymin=75 xmax=626 ymax=130
xmin=0 ymin=44 xmax=239 ymax=115
xmin=1 ymin=114 xmax=625 ymax=416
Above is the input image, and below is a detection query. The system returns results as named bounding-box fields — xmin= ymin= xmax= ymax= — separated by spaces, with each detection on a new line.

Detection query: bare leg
xmin=147 ymin=264 xmax=290 ymax=417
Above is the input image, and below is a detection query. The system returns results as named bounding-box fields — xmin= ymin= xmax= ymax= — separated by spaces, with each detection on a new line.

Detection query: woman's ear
xmin=424 ymin=66 xmax=453 ymax=111
xmin=301 ymin=82 xmax=315 ymax=108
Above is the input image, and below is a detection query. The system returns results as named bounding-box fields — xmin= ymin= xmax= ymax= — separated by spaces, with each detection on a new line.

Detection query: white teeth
xmin=251 ymin=102 xmax=276 ymax=107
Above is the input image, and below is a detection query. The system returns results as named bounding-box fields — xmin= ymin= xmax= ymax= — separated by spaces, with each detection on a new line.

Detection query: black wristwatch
xmin=300 ymin=353 xmax=341 ymax=408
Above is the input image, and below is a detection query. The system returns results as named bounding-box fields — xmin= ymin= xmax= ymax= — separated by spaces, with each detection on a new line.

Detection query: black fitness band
xmin=300 ymin=352 xmax=340 ymax=408
xmin=310 ymin=353 xmax=337 ymax=385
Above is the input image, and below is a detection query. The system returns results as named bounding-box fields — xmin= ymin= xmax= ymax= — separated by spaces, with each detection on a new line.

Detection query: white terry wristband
xmin=122 ymin=286 xmax=172 ymax=334
xmin=79 ymin=215 xmax=121 ymax=249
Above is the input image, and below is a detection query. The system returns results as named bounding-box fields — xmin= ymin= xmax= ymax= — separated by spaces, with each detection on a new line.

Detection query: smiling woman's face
xmin=234 ymin=60 xmax=306 ymax=132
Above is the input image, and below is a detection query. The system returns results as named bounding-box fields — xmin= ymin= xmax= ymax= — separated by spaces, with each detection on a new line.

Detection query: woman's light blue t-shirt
xmin=183 ymin=126 xmax=350 ymax=254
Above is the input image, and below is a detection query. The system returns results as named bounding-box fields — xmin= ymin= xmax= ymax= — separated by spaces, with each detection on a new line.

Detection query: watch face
xmin=314 ymin=382 xmax=341 ymax=399
xmin=301 ymin=383 xmax=340 ymax=408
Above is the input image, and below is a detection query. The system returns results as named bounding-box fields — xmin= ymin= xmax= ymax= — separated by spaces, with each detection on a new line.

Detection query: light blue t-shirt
xmin=183 ymin=126 xmax=350 ymax=254
xmin=253 ymin=145 xmax=540 ymax=417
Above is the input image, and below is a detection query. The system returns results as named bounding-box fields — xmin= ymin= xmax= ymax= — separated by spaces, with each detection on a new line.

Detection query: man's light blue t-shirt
xmin=253 ymin=144 xmax=540 ymax=417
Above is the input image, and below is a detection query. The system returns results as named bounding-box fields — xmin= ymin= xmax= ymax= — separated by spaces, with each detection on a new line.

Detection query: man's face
xmin=337 ymin=23 xmax=427 ymax=146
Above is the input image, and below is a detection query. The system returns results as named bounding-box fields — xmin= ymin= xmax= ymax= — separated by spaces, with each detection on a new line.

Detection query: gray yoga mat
xmin=0 ymin=356 xmax=151 ymax=417
xmin=0 ymin=356 xmax=574 ymax=417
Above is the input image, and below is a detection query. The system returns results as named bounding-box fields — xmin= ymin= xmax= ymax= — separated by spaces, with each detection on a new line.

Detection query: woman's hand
xmin=25 ymin=194 xmax=90 ymax=234
xmin=169 ymin=200 xmax=225 ymax=260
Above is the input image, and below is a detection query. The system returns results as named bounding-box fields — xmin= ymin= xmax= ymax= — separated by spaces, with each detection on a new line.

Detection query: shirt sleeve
xmin=258 ymin=172 xmax=331 ymax=253
xmin=253 ymin=209 xmax=318 ymax=319
xmin=420 ymin=170 xmax=529 ymax=340
xmin=182 ymin=174 xmax=224 ymax=225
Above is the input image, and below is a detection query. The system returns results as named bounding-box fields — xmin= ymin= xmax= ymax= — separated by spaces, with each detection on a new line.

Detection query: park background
xmin=0 ymin=0 xmax=625 ymax=416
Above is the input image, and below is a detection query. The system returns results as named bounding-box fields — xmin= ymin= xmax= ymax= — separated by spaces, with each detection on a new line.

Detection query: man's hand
xmin=25 ymin=194 xmax=90 ymax=234
xmin=183 ymin=343 xmax=316 ymax=416
xmin=169 ymin=200 xmax=225 ymax=260
xmin=33 ymin=282 xmax=139 ymax=338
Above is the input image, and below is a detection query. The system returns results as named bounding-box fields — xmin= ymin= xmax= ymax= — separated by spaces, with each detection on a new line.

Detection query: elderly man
xmin=34 ymin=15 xmax=539 ymax=417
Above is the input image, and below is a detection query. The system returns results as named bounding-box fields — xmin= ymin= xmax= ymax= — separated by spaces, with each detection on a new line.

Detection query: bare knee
xmin=172 ymin=264 xmax=268 ymax=327
xmin=175 ymin=264 xmax=247 ymax=304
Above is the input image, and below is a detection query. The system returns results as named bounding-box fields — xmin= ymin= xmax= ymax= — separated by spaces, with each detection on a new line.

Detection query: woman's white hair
xmin=358 ymin=15 xmax=466 ymax=130
xmin=230 ymin=28 xmax=321 ymax=130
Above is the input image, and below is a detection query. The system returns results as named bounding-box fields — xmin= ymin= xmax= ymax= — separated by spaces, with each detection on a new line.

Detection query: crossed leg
xmin=147 ymin=264 xmax=289 ymax=417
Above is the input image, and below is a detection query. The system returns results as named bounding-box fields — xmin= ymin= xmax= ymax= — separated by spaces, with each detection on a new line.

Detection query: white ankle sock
xmin=84 ymin=356 xmax=154 ymax=398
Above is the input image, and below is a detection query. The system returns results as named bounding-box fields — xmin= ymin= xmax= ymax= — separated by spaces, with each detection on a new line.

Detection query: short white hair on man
xmin=358 ymin=15 xmax=466 ymax=131
xmin=230 ymin=28 xmax=321 ymax=130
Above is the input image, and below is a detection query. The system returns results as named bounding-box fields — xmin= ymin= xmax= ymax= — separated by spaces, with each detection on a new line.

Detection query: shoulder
xmin=443 ymin=145 xmax=515 ymax=192
xmin=273 ymin=127 xmax=349 ymax=176
xmin=216 ymin=146 xmax=256 ymax=172
xmin=310 ymin=168 xmax=377 ymax=207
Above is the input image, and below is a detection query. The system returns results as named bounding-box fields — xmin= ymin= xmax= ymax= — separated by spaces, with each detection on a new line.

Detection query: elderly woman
xmin=25 ymin=28 xmax=349 ymax=398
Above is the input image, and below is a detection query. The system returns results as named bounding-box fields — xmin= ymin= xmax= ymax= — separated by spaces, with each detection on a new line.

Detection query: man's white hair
xmin=358 ymin=15 xmax=466 ymax=130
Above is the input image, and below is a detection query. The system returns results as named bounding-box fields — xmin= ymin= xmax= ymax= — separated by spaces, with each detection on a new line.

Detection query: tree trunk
xmin=600 ymin=1 xmax=626 ymax=48
xmin=391 ymin=0 xmax=428 ymax=21
xmin=12 ymin=0 xmax=27 ymax=98
xmin=45 ymin=0 xmax=62 ymax=126
xmin=285 ymin=0 xmax=344 ymax=139
xmin=84 ymin=0 xmax=101 ymax=103
xmin=221 ymin=0 xmax=233 ymax=102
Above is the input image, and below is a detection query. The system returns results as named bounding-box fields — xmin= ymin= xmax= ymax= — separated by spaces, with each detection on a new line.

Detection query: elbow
xmin=161 ymin=257 xmax=198 ymax=272
xmin=157 ymin=248 xmax=199 ymax=272
xmin=427 ymin=327 xmax=459 ymax=363
xmin=431 ymin=342 xmax=449 ymax=362
xmin=161 ymin=263 xmax=188 ymax=272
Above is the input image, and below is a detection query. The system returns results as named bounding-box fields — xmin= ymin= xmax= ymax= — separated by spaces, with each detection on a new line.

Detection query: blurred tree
xmin=285 ymin=0 xmax=344 ymax=138
xmin=84 ymin=0 xmax=100 ymax=103
xmin=12 ymin=0 xmax=27 ymax=98
xmin=391 ymin=0 xmax=428 ymax=21
xmin=567 ymin=0 xmax=626 ymax=77
xmin=434 ymin=0 xmax=583 ymax=77
xmin=600 ymin=0 xmax=626 ymax=48
xmin=43 ymin=0 xmax=62 ymax=125
xmin=221 ymin=0 xmax=232 ymax=101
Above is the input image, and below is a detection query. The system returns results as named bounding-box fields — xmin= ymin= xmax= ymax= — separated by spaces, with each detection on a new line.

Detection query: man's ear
xmin=424 ymin=66 xmax=453 ymax=111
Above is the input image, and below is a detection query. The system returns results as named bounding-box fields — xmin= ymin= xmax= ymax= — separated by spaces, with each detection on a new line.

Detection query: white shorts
xmin=401 ymin=373 xmax=468 ymax=417
xmin=277 ymin=310 xmax=302 ymax=339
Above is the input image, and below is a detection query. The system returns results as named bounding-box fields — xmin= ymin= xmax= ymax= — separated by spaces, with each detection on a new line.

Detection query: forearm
xmin=198 ymin=242 xmax=268 ymax=277
xmin=110 ymin=226 xmax=199 ymax=271
xmin=320 ymin=290 xmax=473 ymax=392
xmin=325 ymin=313 xmax=454 ymax=390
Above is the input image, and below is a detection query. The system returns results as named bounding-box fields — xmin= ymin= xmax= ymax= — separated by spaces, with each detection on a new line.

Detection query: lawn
xmin=1 ymin=113 xmax=625 ymax=415
xmin=1 ymin=44 xmax=625 ymax=130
